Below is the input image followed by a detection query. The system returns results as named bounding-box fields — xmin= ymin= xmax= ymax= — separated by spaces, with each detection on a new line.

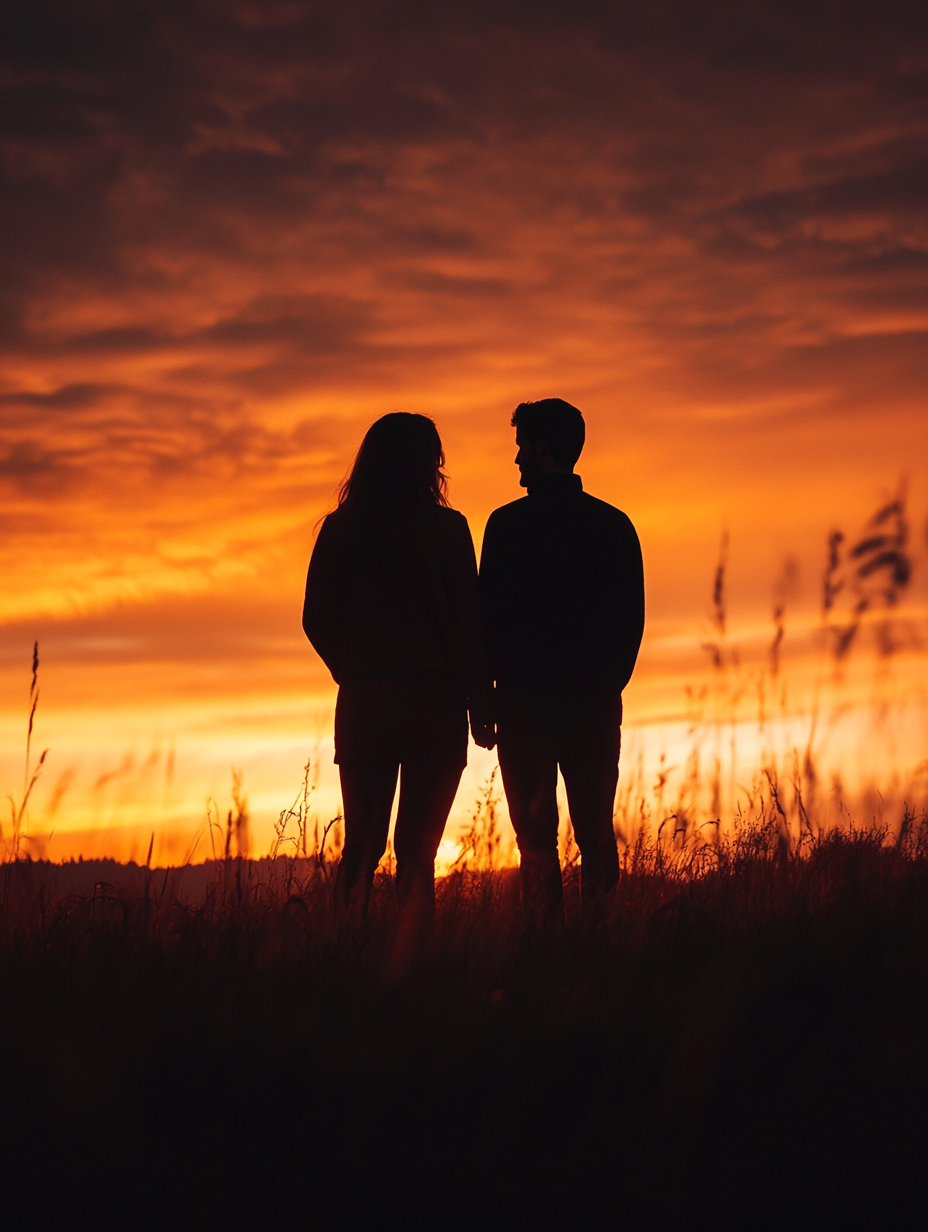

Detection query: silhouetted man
xmin=479 ymin=399 xmax=644 ymax=925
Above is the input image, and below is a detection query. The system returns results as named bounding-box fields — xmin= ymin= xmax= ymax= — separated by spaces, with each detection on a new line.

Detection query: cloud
xmin=0 ymin=0 xmax=926 ymax=630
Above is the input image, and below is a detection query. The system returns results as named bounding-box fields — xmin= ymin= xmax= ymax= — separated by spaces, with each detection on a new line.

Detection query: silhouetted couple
xmin=303 ymin=399 xmax=644 ymax=936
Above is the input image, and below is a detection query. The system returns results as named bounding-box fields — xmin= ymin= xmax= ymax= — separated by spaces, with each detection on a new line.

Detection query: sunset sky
xmin=2 ymin=2 xmax=926 ymax=861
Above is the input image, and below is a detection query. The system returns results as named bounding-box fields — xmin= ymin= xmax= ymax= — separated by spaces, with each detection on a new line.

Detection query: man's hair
xmin=511 ymin=398 xmax=585 ymax=469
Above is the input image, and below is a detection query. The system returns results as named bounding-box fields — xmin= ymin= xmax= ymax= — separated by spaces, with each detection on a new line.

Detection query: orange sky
xmin=2 ymin=3 xmax=927 ymax=860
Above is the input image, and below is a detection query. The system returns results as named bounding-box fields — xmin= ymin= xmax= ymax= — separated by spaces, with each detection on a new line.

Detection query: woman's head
xmin=338 ymin=412 xmax=449 ymax=518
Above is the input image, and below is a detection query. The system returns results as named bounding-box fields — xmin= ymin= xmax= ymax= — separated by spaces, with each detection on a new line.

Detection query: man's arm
xmin=614 ymin=514 xmax=645 ymax=693
xmin=478 ymin=510 xmax=506 ymax=685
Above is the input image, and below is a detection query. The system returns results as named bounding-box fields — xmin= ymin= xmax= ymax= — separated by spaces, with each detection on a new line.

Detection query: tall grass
xmin=2 ymin=803 xmax=927 ymax=1230
xmin=2 ymin=641 xmax=47 ymax=862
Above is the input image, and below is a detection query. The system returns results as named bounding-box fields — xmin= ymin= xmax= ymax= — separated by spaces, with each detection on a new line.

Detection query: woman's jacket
xmin=302 ymin=503 xmax=491 ymax=712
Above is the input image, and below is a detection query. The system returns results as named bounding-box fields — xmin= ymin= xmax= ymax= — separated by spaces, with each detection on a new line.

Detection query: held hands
xmin=469 ymin=691 xmax=497 ymax=750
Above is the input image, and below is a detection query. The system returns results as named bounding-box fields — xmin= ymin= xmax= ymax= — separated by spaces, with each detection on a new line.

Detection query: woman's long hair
xmin=337 ymin=412 xmax=449 ymax=522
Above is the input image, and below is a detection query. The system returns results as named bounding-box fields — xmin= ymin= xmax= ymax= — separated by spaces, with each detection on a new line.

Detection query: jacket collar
xmin=526 ymin=472 xmax=583 ymax=498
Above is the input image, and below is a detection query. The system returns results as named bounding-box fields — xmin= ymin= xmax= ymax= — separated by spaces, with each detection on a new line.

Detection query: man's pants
xmin=497 ymin=690 xmax=622 ymax=924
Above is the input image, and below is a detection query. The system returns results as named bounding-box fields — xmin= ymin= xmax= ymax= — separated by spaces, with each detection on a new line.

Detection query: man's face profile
xmin=514 ymin=429 xmax=561 ymax=488
xmin=515 ymin=429 xmax=536 ymax=487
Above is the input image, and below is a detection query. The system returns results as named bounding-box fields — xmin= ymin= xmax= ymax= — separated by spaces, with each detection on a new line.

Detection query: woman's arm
xmin=302 ymin=517 xmax=344 ymax=684
xmin=441 ymin=514 xmax=495 ymax=749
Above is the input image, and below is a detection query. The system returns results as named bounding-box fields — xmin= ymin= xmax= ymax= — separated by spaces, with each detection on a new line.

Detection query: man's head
xmin=511 ymin=398 xmax=585 ymax=488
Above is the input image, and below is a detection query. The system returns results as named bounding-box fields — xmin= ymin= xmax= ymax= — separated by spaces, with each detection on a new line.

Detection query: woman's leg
xmin=336 ymin=760 xmax=399 ymax=919
xmin=393 ymin=759 xmax=464 ymax=934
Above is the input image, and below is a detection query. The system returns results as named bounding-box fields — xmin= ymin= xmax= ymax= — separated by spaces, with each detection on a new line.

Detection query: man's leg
xmin=336 ymin=760 xmax=399 ymax=919
xmin=559 ymin=705 xmax=621 ymax=917
xmin=497 ymin=702 xmax=563 ymax=928
xmin=393 ymin=758 xmax=464 ymax=936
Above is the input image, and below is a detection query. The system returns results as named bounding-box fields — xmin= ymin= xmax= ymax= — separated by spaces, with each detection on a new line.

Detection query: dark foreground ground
xmin=2 ymin=822 xmax=927 ymax=1232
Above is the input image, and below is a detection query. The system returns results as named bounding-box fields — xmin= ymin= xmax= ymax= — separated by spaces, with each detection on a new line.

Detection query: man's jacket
xmin=479 ymin=473 xmax=644 ymax=703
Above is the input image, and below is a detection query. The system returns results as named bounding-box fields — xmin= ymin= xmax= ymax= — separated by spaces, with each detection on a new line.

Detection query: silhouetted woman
xmin=303 ymin=413 xmax=494 ymax=930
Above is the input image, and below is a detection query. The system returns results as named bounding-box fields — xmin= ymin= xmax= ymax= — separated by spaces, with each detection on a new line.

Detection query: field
xmin=3 ymin=799 xmax=928 ymax=1232
xmin=3 ymin=501 xmax=928 ymax=1230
